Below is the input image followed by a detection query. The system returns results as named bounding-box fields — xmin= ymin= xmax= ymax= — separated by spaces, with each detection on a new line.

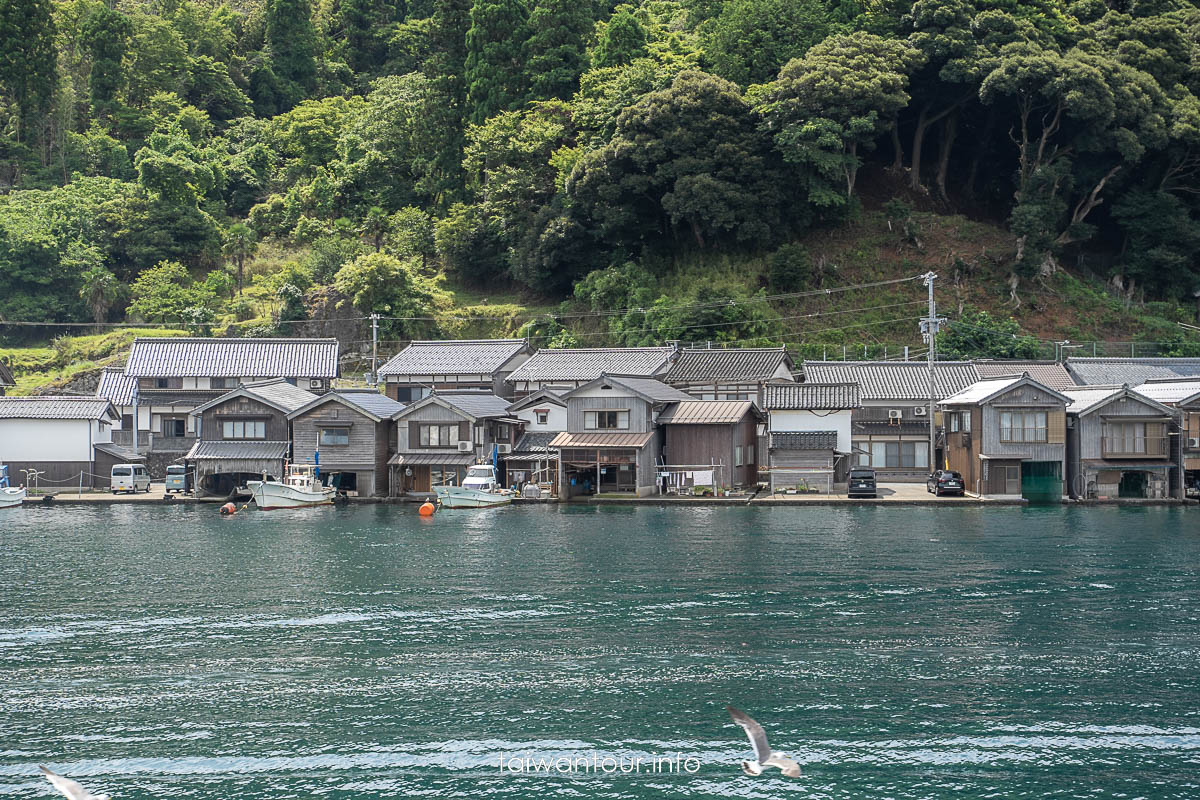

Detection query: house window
xmin=535 ymin=410 xmax=549 ymax=425
xmin=949 ymin=413 xmax=959 ymax=433
xmin=1104 ymin=421 xmax=1165 ymax=455
xmin=419 ymin=424 xmax=459 ymax=447
xmin=584 ymin=410 xmax=629 ymax=430
xmin=431 ymin=467 xmax=459 ymax=486
xmin=861 ymin=441 xmax=928 ymax=468
xmin=156 ymin=378 xmax=170 ymax=389
xmin=735 ymin=445 xmax=744 ymax=467
xmin=222 ymin=419 xmax=266 ymax=439
xmin=320 ymin=427 xmax=349 ymax=446
xmin=1000 ymin=410 xmax=1047 ymax=443
xmin=494 ymin=423 xmax=511 ymax=442
xmin=747 ymin=443 xmax=755 ymax=465
xmin=211 ymin=378 xmax=233 ymax=390
xmin=852 ymin=441 xmax=870 ymax=466
xmin=162 ymin=418 xmax=186 ymax=437
xmin=962 ymin=411 xmax=971 ymax=432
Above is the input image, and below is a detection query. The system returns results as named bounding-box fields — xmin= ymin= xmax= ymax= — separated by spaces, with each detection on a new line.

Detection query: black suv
xmin=927 ymin=470 xmax=965 ymax=496
xmin=848 ymin=468 xmax=877 ymax=498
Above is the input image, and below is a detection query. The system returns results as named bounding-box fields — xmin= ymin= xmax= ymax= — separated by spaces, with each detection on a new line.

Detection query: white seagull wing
xmin=764 ymin=754 xmax=803 ymax=778
xmin=726 ymin=706 xmax=772 ymax=764
xmin=39 ymin=767 xmax=93 ymax=800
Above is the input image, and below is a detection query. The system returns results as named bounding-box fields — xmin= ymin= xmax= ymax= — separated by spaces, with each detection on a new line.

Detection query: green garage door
xmin=1021 ymin=461 xmax=1061 ymax=503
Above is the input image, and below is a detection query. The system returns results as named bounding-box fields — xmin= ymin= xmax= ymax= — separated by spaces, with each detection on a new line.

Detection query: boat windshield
xmin=466 ymin=467 xmax=493 ymax=478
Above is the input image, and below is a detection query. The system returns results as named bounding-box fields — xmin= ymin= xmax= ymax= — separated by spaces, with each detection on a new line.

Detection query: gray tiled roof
xmin=93 ymin=442 xmax=143 ymax=461
xmin=184 ymin=440 xmax=290 ymax=460
xmin=973 ymin=360 xmax=1077 ymax=390
xmin=378 ymin=339 xmax=530 ymax=377
xmin=1065 ymin=358 xmax=1200 ymax=386
xmin=764 ymin=382 xmax=860 ymax=410
xmin=331 ymin=389 xmax=405 ymax=419
xmin=508 ymin=347 xmax=675 ymax=383
xmin=96 ymin=367 xmax=137 ymax=406
xmin=600 ymin=376 xmax=694 ymax=403
xmin=0 ymin=395 xmax=117 ymax=420
xmin=506 ymin=388 xmax=565 ymax=412
xmin=803 ymin=361 xmax=980 ymax=401
xmin=190 ymin=378 xmax=318 ymax=416
xmin=1134 ymin=378 xmax=1200 ymax=405
xmin=438 ymin=392 xmax=514 ymax=419
xmin=664 ymin=347 xmax=793 ymax=383
xmin=769 ymin=431 xmax=837 ymax=450
xmin=0 ymin=361 xmax=14 ymax=387
xmin=125 ymin=338 xmax=339 ymax=378
xmin=658 ymin=400 xmax=759 ymax=424
xmin=510 ymin=432 xmax=558 ymax=455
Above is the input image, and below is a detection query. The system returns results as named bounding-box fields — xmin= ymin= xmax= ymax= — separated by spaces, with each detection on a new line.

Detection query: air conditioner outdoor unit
xmin=457 ymin=441 xmax=473 ymax=452
xmin=888 ymin=409 xmax=903 ymax=419
xmin=1189 ymin=437 xmax=1200 ymax=449
xmin=496 ymin=443 xmax=512 ymax=454
xmin=913 ymin=406 xmax=927 ymax=416
xmin=309 ymin=379 xmax=323 ymax=389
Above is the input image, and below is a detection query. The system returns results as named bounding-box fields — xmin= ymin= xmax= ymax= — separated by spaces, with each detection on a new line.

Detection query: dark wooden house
xmin=185 ymin=379 xmax=317 ymax=497
xmin=377 ymin=339 xmax=533 ymax=402
xmin=658 ymin=400 xmax=764 ymax=490
xmin=287 ymin=389 xmax=404 ymax=497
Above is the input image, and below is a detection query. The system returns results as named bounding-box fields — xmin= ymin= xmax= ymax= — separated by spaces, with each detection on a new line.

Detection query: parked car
xmin=111 ymin=464 xmax=151 ymax=494
xmin=848 ymin=468 xmax=877 ymax=498
xmin=927 ymin=470 xmax=965 ymax=496
xmin=165 ymin=464 xmax=192 ymax=494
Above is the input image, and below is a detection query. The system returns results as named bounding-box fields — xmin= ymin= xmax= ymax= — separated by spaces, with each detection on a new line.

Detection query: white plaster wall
xmin=768 ymin=409 xmax=853 ymax=452
xmin=513 ymin=405 xmax=567 ymax=432
xmin=0 ymin=419 xmax=94 ymax=461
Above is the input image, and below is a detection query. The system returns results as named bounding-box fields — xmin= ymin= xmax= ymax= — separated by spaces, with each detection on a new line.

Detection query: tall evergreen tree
xmin=0 ymin=0 xmax=57 ymax=141
xmin=266 ymin=0 xmax=319 ymax=108
xmin=464 ymin=0 xmax=530 ymax=124
xmin=332 ymin=0 xmax=399 ymax=75
xmin=523 ymin=0 xmax=591 ymax=101
xmin=591 ymin=8 xmax=646 ymax=69
xmin=80 ymin=4 xmax=132 ymax=115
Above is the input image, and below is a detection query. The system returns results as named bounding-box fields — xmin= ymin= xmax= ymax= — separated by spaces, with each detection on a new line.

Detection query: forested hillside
xmin=3 ymin=0 xmax=1200 ymax=354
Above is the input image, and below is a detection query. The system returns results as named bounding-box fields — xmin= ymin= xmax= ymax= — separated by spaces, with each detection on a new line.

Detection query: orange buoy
xmin=220 ymin=502 xmax=237 ymax=515
xmin=418 ymin=501 xmax=436 ymax=517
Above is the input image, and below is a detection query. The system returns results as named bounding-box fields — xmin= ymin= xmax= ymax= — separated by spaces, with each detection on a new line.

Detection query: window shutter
xmin=459 ymin=421 xmax=470 ymax=442
xmin=409 ymin=421 xmax=419 ymax=447
xmin=1047 ymin=411 xmax=1065 ymax=444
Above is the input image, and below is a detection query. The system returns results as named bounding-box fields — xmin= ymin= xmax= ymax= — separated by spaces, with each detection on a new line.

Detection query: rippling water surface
xmin=1 ymin=504 xmax=1197 ymax=799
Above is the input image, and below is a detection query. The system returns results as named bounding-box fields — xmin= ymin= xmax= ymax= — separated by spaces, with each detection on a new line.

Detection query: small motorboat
xmin=247 ymin=465 xmax=335 ymax=510
xmin=435 ymin=464 xmax=514 ymax=508
xmin=0 ymin=486 xmax=26 ymax=509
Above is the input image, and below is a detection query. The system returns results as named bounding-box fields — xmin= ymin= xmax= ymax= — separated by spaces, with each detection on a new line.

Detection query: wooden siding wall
xmin=566 ymin=396 xmax=654 ymax=432
xmin=980 ymin=385 xmax=1066 ymax=460
xmin=944 ymin=406 xmax=981 ymax=490
xmin=662 ymin=416 xmax=758 ymax=487
xmin=293 ymin=405 xmax=379 ymax=470
xmin=396 ymin=403 xmax=470 ymax=451
xmin=198 ymin=397 xmax=290 ymax=442
xmin=1074 ymin=396 xmax=1173 ymax=461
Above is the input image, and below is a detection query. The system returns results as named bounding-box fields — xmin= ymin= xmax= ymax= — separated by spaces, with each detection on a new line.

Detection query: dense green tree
xmin=591 ymin=8 xmax=647 ymax=69
xmin=434 ymin=202 xmax=507 ymax=284
xmin=937 ymin=308 xmax=1042 ymax=359
xmin=0 ymin=0 xmax=57 ymax=140
xmin=360 ymin=205 xmax=388 ymax=251
xmin=125 ymin=13 xmax=191 ymax=108
xmin=223 ymin=222 xmax=257 ymax=294
xmin=333 ymin=251 xmax=444 ymax=337
xmin=78 ymin=258 xmax=121 ymax=327
xmin=187 ymin=56 xmax=252 ymax=123
xmin=80 ymin=4 xmax=132 ymax=113
xmin=703 ymin=0 xmax=834 ymax=86
xmin=330 ymin=0 xmax=399 ymax=74
xmin=387 ymin=206 xmax=436 ymax=270
xmin=524 ymin=0 xmax=592 ymax=100
xmin=464 ymin=0 xmax=531 ymax=123
xmin=265 ymin=0 xmax=319 ymax=110
xmin=128 ymin=260 xmax=216 ymax=323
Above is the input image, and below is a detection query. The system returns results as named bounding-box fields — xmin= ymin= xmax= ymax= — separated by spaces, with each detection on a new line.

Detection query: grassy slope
xmin=4 ymin=211 xmax=1197 ymax=394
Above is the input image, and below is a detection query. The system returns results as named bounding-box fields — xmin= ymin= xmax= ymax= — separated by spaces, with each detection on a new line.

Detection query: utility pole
xmin=370 ymin=313 xmax=380 ymax=387
xmin=920 ymin=272 xmax=945 ymax=472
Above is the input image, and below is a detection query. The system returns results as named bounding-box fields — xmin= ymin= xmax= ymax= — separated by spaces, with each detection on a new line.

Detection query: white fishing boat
xmin=0 ymin=486 xmax=26 ymax=509
xmin=247 ymin=465 xmax=335 ymax=510
xmin=435 ymin=464 xmax=514 ymax=508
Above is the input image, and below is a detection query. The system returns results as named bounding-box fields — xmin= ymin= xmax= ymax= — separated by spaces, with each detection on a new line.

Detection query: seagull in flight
xmin=726 ymin=706 xmax=802 ymax=778
xmin=39 ymin=766 xmax=111 ymax=800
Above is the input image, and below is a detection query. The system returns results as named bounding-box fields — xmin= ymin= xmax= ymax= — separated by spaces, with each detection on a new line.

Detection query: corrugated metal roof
xmin=769 ymin=431 xmax=837 ymax=450
xmin=658 ymin=400 xmax=757 ymax=424
xmin=506 ymin=389 xmax=565 ymax=412
xmin=125 ymin=338 xmax=339 ymax=378
xmin=96 ymin=367 xmax=137 ymax=406
xmin=940 ymin=376 xmax=1023 ymax=405
xmin=184 ymin=440 xmax=290 ymax=460
xmin=378 ymin=339 xmax=530 ymax=377
xmin=508 ymin=347 xmax=675 ymax=383
xmin=549 ymin=431 xmax=656 ymax=448
xmin=438 ymin=392 xmax=513 ymax=419
xmin=1061 ymin=386 xmax=1173 ymax=416
xmin=510 ymin=432 xmax=558 ymax=454
xmin=664 ymin=347 xmax=793 ymax=383
xmin=0 ymin=361 xmax=14 ymax=387
xmin=764 ymin=382 xmax=860 ymax=410
xmin=974 ymin=360 xmax=1077 ymax=390
xmin=0 ymin=396 xmax=117 ymax=420
xmin=1134 ymin=379 xmax=1200 ymax=405
xmin=803 ymin=361 xmax=980 ymax=401
xmin=1065 ymin=357 xmax=1200 ymax=386
xmin=387 ymin=452 xmax=477 ymax=466
xmin=190 ymin=379 xmax=317 ymax=416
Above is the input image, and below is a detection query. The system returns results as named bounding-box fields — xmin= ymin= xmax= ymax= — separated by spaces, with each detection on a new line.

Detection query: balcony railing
xmin=1102 ymin=436 xmax=1169 ymax=458
xmin=111 ymin=430 xmax=151 ymax=449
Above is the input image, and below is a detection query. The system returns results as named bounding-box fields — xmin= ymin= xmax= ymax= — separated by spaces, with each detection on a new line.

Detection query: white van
xmin=111 ymin=464 xmax=151 ymax=494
